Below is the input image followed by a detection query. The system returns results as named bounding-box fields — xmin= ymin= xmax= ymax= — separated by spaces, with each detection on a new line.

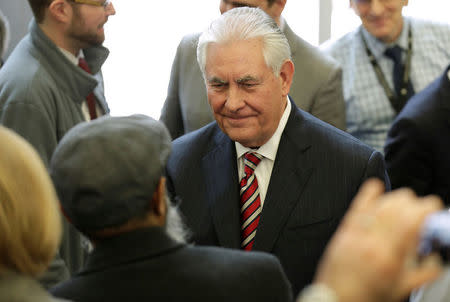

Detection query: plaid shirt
xmin=322 ymin=17 xmax=450 ymax=152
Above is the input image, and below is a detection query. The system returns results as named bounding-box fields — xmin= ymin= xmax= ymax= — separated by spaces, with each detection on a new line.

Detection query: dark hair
xmin=267 ymin=0 xmax=276 ymax=6
xmin=27 ymin=0 xmax=53 ymax=23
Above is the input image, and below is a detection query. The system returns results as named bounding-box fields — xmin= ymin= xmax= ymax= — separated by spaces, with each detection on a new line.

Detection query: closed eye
xmin=240 ymin=83 xmax=257 ymax=88
xmin=207 ymin=77 xmax=228 ymax=90
xmin=236 ymin=76 xmax=260 ymax=89
xmin=209 ymin=83 xmax=228 ymax=89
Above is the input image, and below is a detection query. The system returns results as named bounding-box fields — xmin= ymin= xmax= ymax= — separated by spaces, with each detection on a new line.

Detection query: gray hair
xmin=197 ymin=7 xmax=291 ymax=77
xmin=0 ymin=9 xmax=9 ymax=60
xmin=164 ymin=195 xmax=189 ymax=244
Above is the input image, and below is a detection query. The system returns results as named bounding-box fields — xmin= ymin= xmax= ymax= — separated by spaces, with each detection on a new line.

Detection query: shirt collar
xmin=236 ymin=97 xmax=291 ymax=161
xmin=361 ymin=17 xmax=410 ymax=60
xmin=58 ymin=47 xmax=83 ymax=66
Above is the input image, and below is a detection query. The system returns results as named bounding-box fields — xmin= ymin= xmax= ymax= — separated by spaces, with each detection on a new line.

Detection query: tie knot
xmin=244 ymin=152 xmax=263 ymax=174
xmin=78 ymin=58 xmax=92 ymax=74
xmin=384 ymin=45 xmax=403 ymax=64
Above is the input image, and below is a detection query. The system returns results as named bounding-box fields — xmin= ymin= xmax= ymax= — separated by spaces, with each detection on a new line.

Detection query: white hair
xmin=197 ymin=7 xmax=291 ymax=77
xmin=165 ymin=195 xmax=189 ymax=244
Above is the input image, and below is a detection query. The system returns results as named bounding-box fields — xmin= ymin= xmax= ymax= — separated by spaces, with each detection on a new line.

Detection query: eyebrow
xmin=207 ymin=77 xmax=228 ymax=85
xmin=236 ymin=76 xmax=260 ymax=84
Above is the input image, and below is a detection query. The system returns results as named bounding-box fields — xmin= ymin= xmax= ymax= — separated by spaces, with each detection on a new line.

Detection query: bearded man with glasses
xmin=321 ymin=0 xmax=450 ymax=153
xmin=0 ymin=0 xmax=115 ymax=289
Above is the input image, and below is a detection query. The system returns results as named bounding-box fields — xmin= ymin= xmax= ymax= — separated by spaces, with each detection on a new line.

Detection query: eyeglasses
xmin=69 ymin=0 xmax=111 ymax=8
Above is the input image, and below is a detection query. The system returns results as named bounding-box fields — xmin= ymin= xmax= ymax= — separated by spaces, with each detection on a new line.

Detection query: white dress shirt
xmin=236 ymin=98 xmax=291 ymax=207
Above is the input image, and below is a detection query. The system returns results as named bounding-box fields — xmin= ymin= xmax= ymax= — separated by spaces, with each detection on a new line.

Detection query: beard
xmin=164 ymin=196 xmax=190 ymax=244
xmin=68 ymin=7 xmax=105 ymax=48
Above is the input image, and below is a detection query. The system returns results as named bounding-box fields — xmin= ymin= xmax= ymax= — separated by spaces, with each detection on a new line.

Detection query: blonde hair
xmin=0 ymin=127 xmax=61 ymax=277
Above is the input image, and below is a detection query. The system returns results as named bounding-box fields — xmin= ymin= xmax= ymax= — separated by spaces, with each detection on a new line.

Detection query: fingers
xmin=393 ymin=193 xmax=443 ymax=249
xmin=411 ymin=194 xmax=444 ymax=226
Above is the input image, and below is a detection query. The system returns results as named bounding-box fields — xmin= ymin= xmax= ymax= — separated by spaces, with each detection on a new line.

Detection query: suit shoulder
xmin=295 ymin=109 xmax=376 ymax=156
xmin=171 ymin=32 xmax=201 ymax=70
xmin=178 ymin=32 xmax=201 ymax=50
xmin=169 ymin=123 xmax=222 ymax=161
xmin=289 ymin=31 xmax=340 ymax=72
xmin=0 ymin=52 xmax=56 ymax=110
xmin=172 ymin=122 xmax=217 ymax=145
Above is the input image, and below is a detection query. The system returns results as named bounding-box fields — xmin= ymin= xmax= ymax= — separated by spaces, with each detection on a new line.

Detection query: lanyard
xmin=360 ymin=25 xmax=413 ymax=110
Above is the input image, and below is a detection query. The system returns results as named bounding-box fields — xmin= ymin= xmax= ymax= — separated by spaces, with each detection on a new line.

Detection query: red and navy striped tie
xmin=240 ymin=152 xmax=263 ymax=251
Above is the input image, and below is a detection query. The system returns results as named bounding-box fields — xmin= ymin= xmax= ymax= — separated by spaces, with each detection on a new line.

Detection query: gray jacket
xmin=160 ymin=22 xmax=345 ymax=139
xmin=0 ymin=19 xmax=109 ymax=167
xmin=0 ymin=19 xmax=109 ymax=288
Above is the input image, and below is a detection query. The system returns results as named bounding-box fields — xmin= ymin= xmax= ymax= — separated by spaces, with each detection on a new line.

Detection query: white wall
xmin=102 ymin=1 xmax=320 ymax=118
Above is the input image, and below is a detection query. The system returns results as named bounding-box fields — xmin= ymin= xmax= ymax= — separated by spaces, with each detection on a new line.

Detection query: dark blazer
xmin=385 ymin=66 xmax=450 ymax=206
xmin=50 ymin=227 xmax=292 ymax=302
xmin=166 ymin=101 xmax=389 ymax=295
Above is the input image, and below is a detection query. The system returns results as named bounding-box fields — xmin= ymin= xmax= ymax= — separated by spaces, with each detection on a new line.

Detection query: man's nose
xmin=106 ymin=2 xmax=116 ymax=15
xmin=225 ymin=85 xmax=245 ymax=111
xmin=368 ymin=0 xmax=385 ymax=16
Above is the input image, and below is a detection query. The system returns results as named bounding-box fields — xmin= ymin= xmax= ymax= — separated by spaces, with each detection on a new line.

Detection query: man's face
xmin=67 ymin=1 xmax=116 ymax=48
xmin=219 ymin=0 xmax=278 ymax=20
xmin=205 ymin=38 xmax=292 ymax=148
xmin=351 ymin=0 xmax=407 ymax=43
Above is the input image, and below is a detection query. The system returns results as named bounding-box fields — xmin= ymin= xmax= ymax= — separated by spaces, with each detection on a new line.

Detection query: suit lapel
xmin=202 ymin=130 xmax=241 ymax=249
xmin=253 ymin=105 xmax=314 ymax=252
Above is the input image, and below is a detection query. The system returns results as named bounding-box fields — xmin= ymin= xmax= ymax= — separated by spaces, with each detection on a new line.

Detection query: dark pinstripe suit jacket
xmin=166 ymin=99 xmax=389 ymax=295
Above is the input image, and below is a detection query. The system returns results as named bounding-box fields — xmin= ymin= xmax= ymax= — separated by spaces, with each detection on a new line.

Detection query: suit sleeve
xmin=160 ymin=40 xmax=185 ymax=140
xmin=309 ymin=65 xmax=346 ymax=131
xmin=384 ymin=118 xmax=432 ymax=195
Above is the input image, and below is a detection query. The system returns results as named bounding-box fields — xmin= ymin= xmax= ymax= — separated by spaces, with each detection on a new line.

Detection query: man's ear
xmin=271 ymin=0 xmax=287 ymax=18
xmin=151 ymin=177 xmax=167 ymax=219
xmin=48 ymin=0 xmax=72 ymax=24
xmin=279 ymin=59 xmax=295 ymax=98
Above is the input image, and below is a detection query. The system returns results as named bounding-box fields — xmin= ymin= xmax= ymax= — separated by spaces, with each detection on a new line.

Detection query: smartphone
xmin=418 ymin=210 xmax=450 ymax=262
